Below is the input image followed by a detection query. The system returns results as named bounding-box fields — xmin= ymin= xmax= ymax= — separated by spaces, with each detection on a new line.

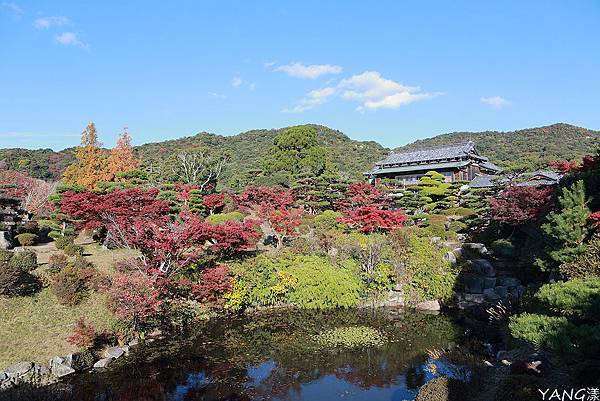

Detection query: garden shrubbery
xmin=9 ymin=250 xmax=38 ymax=271
xmin=0 ymin=261 xmax=39 ymax=296
xmin=227 ymin=253 xmax=363 ymax=310
xmin=54 ymin=235 xmax=75 ymax=250
xmin=15 ymin=233 xmax=37 ymax=246
xmin=50 ymin=258 xmax=98 ymax=305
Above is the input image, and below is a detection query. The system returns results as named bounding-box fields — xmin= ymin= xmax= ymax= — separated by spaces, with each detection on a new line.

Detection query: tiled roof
xmin=369 ymin=161 xmax=471 ymax=176
xmin=376 ymin=142 xmax=479 ymax=167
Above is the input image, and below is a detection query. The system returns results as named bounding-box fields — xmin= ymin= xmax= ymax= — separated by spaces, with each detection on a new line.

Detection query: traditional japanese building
xmin=367 ymin=142 xmax=501 ymax=186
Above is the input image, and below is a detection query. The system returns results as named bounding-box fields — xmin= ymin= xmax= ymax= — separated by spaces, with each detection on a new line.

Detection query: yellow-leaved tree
xmin=108 ymin=128 xmax=140 ymax=180
xmin=63 ymin=122 xmax=112 ymax=189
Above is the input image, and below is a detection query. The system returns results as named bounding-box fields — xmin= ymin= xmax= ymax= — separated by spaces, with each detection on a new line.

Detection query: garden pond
xmin=6 ymin=308 xmax=474 ymax=401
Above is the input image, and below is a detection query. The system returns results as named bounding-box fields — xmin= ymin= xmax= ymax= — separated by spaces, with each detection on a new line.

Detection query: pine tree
xmin=63 ymin=122 xmax=111 ymax=189
xmin=542 ymin=180 xmax=591 ymax=269
xmin=108 ymin=128 xmax=140 ymax=180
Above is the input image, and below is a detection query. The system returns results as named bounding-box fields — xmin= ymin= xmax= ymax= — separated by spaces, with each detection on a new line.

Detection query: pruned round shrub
xmin=205 ymin=211 xmax=244 ymax=225
xmin=54 ymin=235 xmax=74 ymax=250
xmin=19 ymin=221 xmax=39 ymax=234
xmin=48 ymin=252 xmax=68 ymax=274
xmin=48 ymin=231 xmax=62 ymax=240
xmin=50 ymin=263 xmax=98 ymax=306
xmin=9 ymin=250 xmax=38 ymax=271
xmin=15 ymin=233 xmax=38 ymax=246
xmin=314 ymin=210 xmax=343 ymax=230
xmin=491 ymin=239 xmax=517 ymax=258
xmin=0 ymin=249 xmax=12 ymax=263
xmin=63 ymin=244 xmax=84 ymax=257
xmin=0 ymin=261 xmax=39 ymax=296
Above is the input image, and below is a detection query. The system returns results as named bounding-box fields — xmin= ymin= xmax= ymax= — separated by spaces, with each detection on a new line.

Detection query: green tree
xmin=539 ymin=180 xmax=591 ymax=272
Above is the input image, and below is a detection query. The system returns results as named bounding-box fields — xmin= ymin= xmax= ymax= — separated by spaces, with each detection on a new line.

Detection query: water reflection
xmin=2 ymin=308 xmax=470 ymax=401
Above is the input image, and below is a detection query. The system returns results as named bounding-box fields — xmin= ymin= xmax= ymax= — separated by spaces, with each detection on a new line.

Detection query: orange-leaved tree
xmin=108 ymin=128 xmax=140 ymax=180
xmin=63 ymin=122 xmax=112 ymax=189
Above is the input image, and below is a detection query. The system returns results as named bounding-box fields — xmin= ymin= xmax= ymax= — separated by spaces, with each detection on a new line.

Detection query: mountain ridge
xmin=0 ymin=123 xmax=597 ymax=182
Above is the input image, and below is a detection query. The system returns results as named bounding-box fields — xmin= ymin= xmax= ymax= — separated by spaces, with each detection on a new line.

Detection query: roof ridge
xmin=394 ymin=141 xmax=474 ymax=155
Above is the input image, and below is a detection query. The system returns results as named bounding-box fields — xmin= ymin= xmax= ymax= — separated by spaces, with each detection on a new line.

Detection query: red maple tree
xmin=202 ymin=193 xmax=226 ymax=215
xmin=336 ymin=182 xmax=390 ymax=211
xmin=107 ymin=272 xmax=162 ymax=330
xmin=340 ymin=206 xmax=407 ymax=233
xmin=191 ymin=264 xmax=232 ymax=303
xmin=490 ymin=186 xmax=554 ymax=226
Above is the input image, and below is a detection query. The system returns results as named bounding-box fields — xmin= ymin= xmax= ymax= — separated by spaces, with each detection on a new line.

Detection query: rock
xmin=483 ymin=360 xmax=493 ymax=367
xmin=463 ymin=274 xmax=485 ymax=293
xmin=0 ymin=231 xmax=13 ymax=249
xmin=49 ymin=356 xmax=65 ymax=368
xmin=483 ymin=277 xmax=496 ymax=289
xmin=128 ymin=338 xmax=139 ymax=347
xmin=471 ymin=259 xmax=496 ymax=277
xmin=444 ymin=251 xmax=457 ymax=266
xmin=457 ymin=233 xmax=468 ymax=242
xmin=121 ymin=345 xmax=130 ymax=355
xmin=4 ymin=362 xmax=33 ymax=379
xmin=93 ymin=357 xmax=114 ymax=369
xmin=0 ymin=372 xmax=7 ymax=381
xmin=430 ymin=236 xmax=442 ymax=244
xmin=34 ymin=365 xmax=50 ymax=377
xmin=51 ymin=363 xmax=75 ymax=378
xmin=500 ymin=277 xmax=521 ymax=287
xmin=501 ymin=359 xmax=512 ymax=366
xmin=463 ymin=242 xmax=489 ymax=255
xmin=483 ymin=288 xmax=500 ymax=302
xmin=495 ymin=285 xmax=509 ymax=298
xmin=415 ymin=300 xmax=441 ymax=311
xmin=510 ymin=360 xmax=545 ymax=376
xmin=104 ymin=346 xmax=124 ymax=359
xmin=509 ymin=285 xmax=526 ymax=298
xmin=463 ymin=293 xmax=485 ymax=303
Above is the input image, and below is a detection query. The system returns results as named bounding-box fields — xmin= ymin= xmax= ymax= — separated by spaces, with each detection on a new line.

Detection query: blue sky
xmin=1 ymin=1 xmax=599 ymax=150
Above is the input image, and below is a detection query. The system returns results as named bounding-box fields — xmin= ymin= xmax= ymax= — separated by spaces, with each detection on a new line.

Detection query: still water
xmin=11 ymin=308 xmax=472 ymax=401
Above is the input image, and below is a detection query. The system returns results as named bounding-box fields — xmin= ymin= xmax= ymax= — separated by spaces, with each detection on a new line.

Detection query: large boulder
xmin=104 ymin=346 xmax=124 ymax=359
xmin=463 ymin=274 xmax=485 ymax=293
xmin=3 ymin=362 xmax=33 ymax=379
xmin=483 ymin=288 xmax=501 ymax=302
xmin=93 ymin=357 xmax=114 ymax=369
xmin=471 ymin=259 xmax=496 ymax=277
xmin=415 ymin=300 xmax=441 ymax=311
xmin=0 ymin=231 xmax=13 ymax=249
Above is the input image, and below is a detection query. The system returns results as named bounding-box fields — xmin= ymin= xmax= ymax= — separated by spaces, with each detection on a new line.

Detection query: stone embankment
xmin=0 ymin=340 xmax=138 ymax=390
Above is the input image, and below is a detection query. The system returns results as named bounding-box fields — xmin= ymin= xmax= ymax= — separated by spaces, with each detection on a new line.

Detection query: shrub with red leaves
xmin=191 ymin=264 xmax=232 ymax=303
xmin=336 ymin=182 xmax=391 ymax=212
xmin=490 ymin=186 xmax=554 ymax=226
xmin=340 ymin=206 xmax=408 ymax=233
xmin=67 ymin=318 xmax=96 ymax=348
xmin=107 ymin=272 xmax=162 ymax=330
xmin=203 ymin=193 xmax=226 ymax=215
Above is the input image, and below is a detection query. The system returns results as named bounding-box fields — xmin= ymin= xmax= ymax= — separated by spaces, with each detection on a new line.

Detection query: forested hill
xmin=395 ymin=123 xmax=600 ymax=170
xmin=0 ymin=125 xmax=389 ymax=182
xmin=0 ymin=123 xmax=598 ymax=181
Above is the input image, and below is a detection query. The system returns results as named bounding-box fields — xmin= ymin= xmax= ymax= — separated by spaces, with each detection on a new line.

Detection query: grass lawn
xmin=0 ymin=238 xmax=139 ymax=368
xmin=0 ymin=289 xmax=116 ymax=368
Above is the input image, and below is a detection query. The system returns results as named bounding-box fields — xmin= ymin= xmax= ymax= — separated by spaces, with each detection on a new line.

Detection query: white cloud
xmin=1 ymin=2 xmax=22 ymax=15
xmin=54 ymin=32 xmax=88 ymax=49
xmin=275 ymin=62 xmax=342 ymax=79
xmin=480 ymin=96 xmax=509 ymax=109
xmin=208 ymin=92 xmax=226 ymax=99
xmin=34 ymin=16 xmax=69 ymax=29
xmin=231 ymin=75 xmax=243 ymax=87
xmin=283 ymin=70 xmax=439 ymax=113
xmin=282 ymin=86 xmax=337 ymax=113
xmin=339 ymin=71 xmax=440 ymax=111
xmin=263 ymin=60 xmax=277 ymax=68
